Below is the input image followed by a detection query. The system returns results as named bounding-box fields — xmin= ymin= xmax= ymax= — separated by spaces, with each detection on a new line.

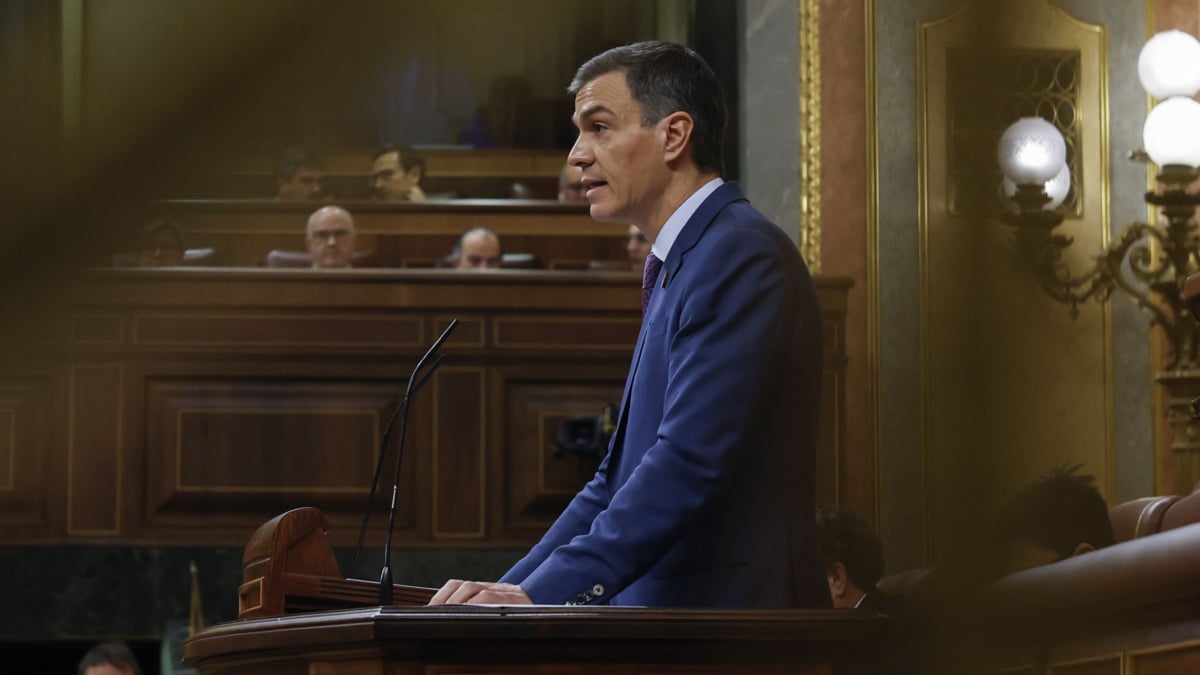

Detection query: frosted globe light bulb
xmin=997 ymin=117 xmax=1067 ymax=185
xmin=1143 ymin=97 xmax=1200 ymax=168
xmin=1138 ymin=30 xmax=1200 ymax=99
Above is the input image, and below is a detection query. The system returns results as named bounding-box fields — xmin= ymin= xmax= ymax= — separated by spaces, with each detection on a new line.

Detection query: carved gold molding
xmin=800 ymin=0 xmax=822 ymax=270
xmin=865 ymin=0 xmax=881 ymax=526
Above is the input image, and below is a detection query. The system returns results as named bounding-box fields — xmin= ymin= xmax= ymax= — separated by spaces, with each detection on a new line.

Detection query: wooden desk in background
xmin=162 ymin=199 xmax=627 ymax=269
xmin=0 ymin=269 xmax=849 ymax=548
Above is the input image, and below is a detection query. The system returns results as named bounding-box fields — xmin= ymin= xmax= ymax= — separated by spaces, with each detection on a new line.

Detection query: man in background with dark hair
xmin=996 ymin=464 xmax=1115 ymax=574
xmin=816 ymin=505 xmax=888 ymax=609
xmin=371 ymin=145 xmax=426 ymax=202
xmin=817 ymin=506 xmax=927 ymax=675
xmin=431 ymin=41 xmax=825 ymax=608
xmin=275 ymin=146 xmax=324 ymax=201
xmin=77 ymin=641 xmax=141 ymax=675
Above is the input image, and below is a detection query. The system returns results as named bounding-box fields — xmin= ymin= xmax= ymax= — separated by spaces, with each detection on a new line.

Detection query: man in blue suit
xmin=430 ymin=41 xmax=827 ymax=608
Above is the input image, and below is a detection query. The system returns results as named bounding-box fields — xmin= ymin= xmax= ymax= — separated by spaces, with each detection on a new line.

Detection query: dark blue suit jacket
xmin=500 ymin=182 xmax=828 ymax=607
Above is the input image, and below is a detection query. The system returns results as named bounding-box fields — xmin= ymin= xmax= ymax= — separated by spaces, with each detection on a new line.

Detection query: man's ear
xmin=660 ymin=111 xmax=694 ymax=163
xmin=826 ymin=562 xmax=848 ymax=598
xmin=406 ymin=165 xmax=424 ymax=182
xmin=1071 ymin=542 xmax=1095 ymax=557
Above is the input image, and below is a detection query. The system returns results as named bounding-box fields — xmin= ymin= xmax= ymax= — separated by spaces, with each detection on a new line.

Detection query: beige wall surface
xmin=874 ymin=0 xmax=1150 ymax=571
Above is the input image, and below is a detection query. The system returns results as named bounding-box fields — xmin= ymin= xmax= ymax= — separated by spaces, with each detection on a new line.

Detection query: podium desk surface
xmin=184 ymin=606 xmax=887 ymax=674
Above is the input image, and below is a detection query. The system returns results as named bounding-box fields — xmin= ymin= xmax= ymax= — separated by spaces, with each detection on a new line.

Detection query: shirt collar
xmin=650 ymin=177 xmax=724 ymax=261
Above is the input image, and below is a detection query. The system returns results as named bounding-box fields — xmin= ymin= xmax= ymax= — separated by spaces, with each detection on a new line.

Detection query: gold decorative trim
xmin=799 ymin=0 xmax=822 ymax=270
xmin=1146 ymin=0 xmax=1161 ymax=494
xmin=865 ymin=0 xmax=882 ymax=527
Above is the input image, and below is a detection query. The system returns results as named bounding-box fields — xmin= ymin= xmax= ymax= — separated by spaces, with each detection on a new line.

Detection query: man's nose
xmin=568 ymin=138 xmax=591 ymax=167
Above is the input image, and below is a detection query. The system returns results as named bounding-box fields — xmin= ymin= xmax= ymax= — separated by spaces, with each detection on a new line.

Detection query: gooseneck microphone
xmin=352 ymin=319 xmax=458 ymax=605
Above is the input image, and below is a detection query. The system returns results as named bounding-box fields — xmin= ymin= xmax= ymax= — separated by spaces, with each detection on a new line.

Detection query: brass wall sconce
xmin=996 ymin=30 xmax=1200 ymax=493
xmin=996 ymin=30 xmax=1200 ymax=368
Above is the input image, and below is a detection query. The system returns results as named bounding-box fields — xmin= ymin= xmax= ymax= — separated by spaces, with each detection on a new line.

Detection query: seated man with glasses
xmin=306 ymin=205 xmax=357 ymax=269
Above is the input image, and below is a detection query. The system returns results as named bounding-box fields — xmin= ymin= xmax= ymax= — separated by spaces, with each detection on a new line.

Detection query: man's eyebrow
xmin=574 ymin=104 xmax=616 ymax=123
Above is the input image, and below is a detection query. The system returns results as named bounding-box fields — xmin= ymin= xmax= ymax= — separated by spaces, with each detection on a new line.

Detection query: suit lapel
xmin=660 ymin=181 xmax=748 ymax=284
xmin=606 ymin=182 xmax=749 ymax=475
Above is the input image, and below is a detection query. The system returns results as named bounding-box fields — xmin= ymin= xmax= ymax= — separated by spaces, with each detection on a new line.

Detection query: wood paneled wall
xmin=0 ymin=269 xmax=849 ymax=549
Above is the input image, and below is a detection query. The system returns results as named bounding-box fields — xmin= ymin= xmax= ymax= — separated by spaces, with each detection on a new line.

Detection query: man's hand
xmin=428 ymin=579 xmax=533 ymax=605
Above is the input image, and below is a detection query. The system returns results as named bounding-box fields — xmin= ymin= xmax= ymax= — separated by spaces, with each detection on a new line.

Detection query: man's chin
xmin=587 ymin=203 xmax=622 ymax=223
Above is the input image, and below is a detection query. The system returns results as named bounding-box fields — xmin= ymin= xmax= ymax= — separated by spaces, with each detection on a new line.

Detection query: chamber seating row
xmin=881 ymin=483 xmax=1200 ymax=674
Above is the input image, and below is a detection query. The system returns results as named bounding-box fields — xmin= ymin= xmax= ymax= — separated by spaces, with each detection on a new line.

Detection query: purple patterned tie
xmin=642 ymin=253 xmax=662 ymax=315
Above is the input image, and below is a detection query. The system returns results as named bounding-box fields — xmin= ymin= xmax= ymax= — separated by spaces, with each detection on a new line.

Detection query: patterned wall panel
xmin=142 ymin=378 xmax=410 ymax=532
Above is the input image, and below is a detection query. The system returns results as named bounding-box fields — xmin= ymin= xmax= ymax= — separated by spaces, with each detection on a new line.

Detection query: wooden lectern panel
xmin=237 ymin=507 xmax=435 ymax=619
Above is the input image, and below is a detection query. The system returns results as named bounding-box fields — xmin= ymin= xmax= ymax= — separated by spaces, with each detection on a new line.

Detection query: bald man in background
xmin=455 ymin=227 xmax=502 ymax=269
xmin=306 ymin=206 xmax=357 ymax=269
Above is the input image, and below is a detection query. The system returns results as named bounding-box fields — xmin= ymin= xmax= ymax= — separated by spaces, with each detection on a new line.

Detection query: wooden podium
xmin=185 ymin=508 xmax=888 ymax=673
xmin=184 ymin=605 xmax=887 ymax=674
xmin=236 ymin=507 xmax=435 ymax=618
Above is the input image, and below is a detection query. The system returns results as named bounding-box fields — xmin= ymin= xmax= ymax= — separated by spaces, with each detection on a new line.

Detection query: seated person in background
xmin=137 ymin=219 xmax=185 ymax=267
xmin=306 ymin=205 xmax=357 ymax=269
xmin=994 ymin=464 xmax=1115 ymax=575
xmin=918 ymin=464 xmax=1117 ymax=610
xmin=627 ymin=224 xmax=651 ymax=272
xmin=371 ymin=145 xmax=426 ymax=202
xmin=77 ymin=640 xmax=141 ymax=675
xmin=558 ymin=162 xmax=587 ymax=203
xmin=818 ymin=505 xmax=928 ymax=675
xmin=816 ymin=505 xmax=890 ymax=609
xmin=275 ymin=146 xmax=324 ymax=201
xmin=456 ymin=227 xmax=502 ymax=269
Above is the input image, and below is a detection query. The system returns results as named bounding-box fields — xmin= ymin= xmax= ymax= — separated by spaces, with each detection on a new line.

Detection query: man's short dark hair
xmin=78 ymin=641 xmax=141 ymax=675
xmin=374 ymin=144 xmax=425 ymax=173
xmin=274 ymin=145 xmax=323 ymax=182
xmin=816 ymin=505 xmax=885 ymax=592
xmin=568 ymin=41 xmax=726 ymax=175
xmin=997 ymin=464 xmax=1115 ymax=560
